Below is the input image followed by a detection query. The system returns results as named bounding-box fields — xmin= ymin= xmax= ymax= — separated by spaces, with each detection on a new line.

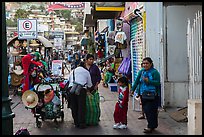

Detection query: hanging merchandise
xmin=130 ymin=17 xmax=144 ymax=82
xmin=115 ymin=31 xmax=127 ymax=49
xmin=118 ymin=56 xmax=131 ymax=76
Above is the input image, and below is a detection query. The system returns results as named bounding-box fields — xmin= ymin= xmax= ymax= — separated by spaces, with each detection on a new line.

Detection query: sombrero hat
xmin=22 ymin=90 xmax=39 ymax=108
xmin=30 ymin=40 xmax=40 ymax=47
xmin=44 ymin=89 xmax=54 ymax=103
xmin=13 ymin=66 xmax=24 ymax=75
xmin=10 ymin=73 xmax=24 ymax=86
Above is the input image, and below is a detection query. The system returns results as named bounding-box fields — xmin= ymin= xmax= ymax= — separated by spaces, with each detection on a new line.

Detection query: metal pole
xmin=27 ymin=39 xmax=30 ymax=53
xmin=2 ymin=2 xmax=15 ymax=135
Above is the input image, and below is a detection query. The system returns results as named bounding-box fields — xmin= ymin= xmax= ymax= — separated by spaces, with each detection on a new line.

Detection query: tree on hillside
xmin=14 ymin=9 xmax=30 ymax=23
xmin=30 ymin=5 xmax=37 ymax=10
xmin=39 ymin=5 xmax=45 ymax=12
xmin=75 ymin=22 xmax=83 ymax=33
xmin=60 ymin=10 xmax=71 ymax=20
xmin=6 ymin=19 xmax=17 ymax=27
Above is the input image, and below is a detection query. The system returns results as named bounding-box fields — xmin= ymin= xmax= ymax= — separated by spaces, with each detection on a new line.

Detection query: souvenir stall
xmin=7 ymin=36 xmax=54 ymax=95
xmin=95 ymin=30 xmax=106 ymax=60
xmin=114 ymin=20 xmax=129 ymax=76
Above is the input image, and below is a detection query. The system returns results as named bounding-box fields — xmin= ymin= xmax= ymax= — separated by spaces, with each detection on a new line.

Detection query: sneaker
xmin=118 ymin=124 xmax=127 ymax=129
xmin=113 ymin=123 xmax=121 ymax=129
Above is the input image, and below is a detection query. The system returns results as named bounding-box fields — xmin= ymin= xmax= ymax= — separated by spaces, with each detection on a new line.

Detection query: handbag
xmin=142 ymin=91 xmax=156 ymax=100
xmin=70 ymin=69 xmax=86 ymax=95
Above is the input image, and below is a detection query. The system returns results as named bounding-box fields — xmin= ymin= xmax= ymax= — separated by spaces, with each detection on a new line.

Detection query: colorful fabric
xmin=85 ymin=90 xmax=100 ymax=126
xmin=22 ymin=54 xmax=32 ymax=93
xmin=44 ymin=102 xmax=56 ymax=119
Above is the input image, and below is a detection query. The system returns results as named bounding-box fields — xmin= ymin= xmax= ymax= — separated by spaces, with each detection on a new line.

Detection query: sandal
xmin=138 ymin=115 xmax=145 ymax=119
xmin=143 ymin=128 xmax=154 ymax=133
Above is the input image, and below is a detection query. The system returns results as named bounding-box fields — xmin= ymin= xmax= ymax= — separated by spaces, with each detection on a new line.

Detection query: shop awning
xmin=37 ymin=36 xmax=54 ymax=48
xmin=84 ymin=14 xmax=95 ymax=27
xmin=7 ymin=36 xmax=54 ymax=48
xmin=92 ymin=9 xmax=124 ymax=20
xmin=91 ymin=2 xmax=125 ymax=20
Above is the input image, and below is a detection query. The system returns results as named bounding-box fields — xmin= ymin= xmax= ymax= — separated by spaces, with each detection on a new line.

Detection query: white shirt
xmin=68 ymin=66 xmax=93 ymax=88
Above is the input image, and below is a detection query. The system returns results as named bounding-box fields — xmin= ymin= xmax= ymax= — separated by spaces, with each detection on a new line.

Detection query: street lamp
xmin=2 ymin=2 xmax=15 ymax=135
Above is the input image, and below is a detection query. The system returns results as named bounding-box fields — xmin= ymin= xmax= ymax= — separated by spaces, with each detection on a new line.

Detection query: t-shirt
xmin=115 ymin=31 xmax=127 ymax=44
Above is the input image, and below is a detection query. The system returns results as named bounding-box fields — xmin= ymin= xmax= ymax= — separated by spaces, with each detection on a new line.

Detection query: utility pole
xmin=2 ymin=2 xmax=15 ymax=135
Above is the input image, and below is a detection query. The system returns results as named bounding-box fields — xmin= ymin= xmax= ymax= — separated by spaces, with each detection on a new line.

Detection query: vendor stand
xmin=7 ymin=36 xmax=54 ymax=95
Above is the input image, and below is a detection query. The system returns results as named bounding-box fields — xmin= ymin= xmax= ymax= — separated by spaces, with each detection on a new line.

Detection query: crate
xmin=108 ymin=83 xmax=118 ymax=92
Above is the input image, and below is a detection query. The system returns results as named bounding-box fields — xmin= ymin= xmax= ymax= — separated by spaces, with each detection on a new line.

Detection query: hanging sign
xmin=18 ymin=19 xmax=38 ymax=39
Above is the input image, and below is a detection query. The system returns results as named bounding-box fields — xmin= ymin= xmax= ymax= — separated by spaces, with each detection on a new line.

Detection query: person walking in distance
xmin=113 ymin=76 xmax=129 ymax=129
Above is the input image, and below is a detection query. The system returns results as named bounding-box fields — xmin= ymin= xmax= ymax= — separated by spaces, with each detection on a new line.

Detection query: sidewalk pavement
xmin=10 ymin=82 xmax=187 ymax=135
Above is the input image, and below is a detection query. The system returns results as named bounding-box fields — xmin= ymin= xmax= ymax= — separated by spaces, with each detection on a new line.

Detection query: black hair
xmin=85 ymin=53 xmax=94 ymax=60
xmin=143 ymin=57 xmax=154 ymax=68
xmin=78 ymin=61 xmax=86 ymax=68
xmin=117 ymin=76 xmax=129 ymax=86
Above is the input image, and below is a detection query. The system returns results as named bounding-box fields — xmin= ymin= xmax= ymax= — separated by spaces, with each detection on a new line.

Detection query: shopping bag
xmin=85 ymin=90 xmax=100 ymax=126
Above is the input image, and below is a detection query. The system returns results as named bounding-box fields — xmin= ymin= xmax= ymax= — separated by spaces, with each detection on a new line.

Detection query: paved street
xmin=10 ymin=80 xmax=187 ymax=135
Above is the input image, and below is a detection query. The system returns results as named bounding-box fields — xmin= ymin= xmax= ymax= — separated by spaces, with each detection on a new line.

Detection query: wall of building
xmin=145 ymin=3 xmax=202 ymax=107
xmin=164 ymin=5 xmax=202 ymax=107
xmin=145 ymin=2 xmax=165 ymax=106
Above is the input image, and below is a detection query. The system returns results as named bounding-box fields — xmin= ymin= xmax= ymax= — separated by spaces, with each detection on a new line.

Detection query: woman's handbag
xmin=142 ymin=91 xmax=156 ymax=100
xmin=70 ymin=70 xmax=86 ymax=95
xmin=70 ymin=82 xmax=84 ymax=95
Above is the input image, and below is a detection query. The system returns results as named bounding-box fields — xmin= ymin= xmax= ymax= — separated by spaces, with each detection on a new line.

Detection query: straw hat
xmin=13 ymin=66 xmax=24 ymax=75
xmin=22 ymin=90 xmax=39 ymax=108
xmin=30 ymin=40 xmax=40 ymax=47
xmin=10 ymin=73 xmax=24 ymax=86
xmin=44 ymin=89 xmax=54 ymax=103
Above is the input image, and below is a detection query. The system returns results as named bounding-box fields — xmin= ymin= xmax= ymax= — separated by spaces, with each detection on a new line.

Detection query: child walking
xmin=113 ymin=76 xmax=129 ymax=129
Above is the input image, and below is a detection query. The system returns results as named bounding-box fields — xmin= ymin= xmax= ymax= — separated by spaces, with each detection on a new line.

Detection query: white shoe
xmin=118 ymin=124 xmax=127 ymax=129
xmin=113 ymin=123 xmax=121 ymax=129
